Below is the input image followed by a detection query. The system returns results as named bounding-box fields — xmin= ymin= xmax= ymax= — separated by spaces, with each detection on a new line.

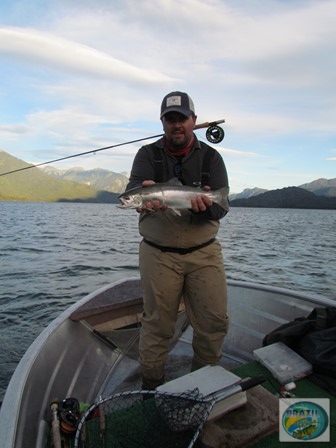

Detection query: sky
xmin=0 ymin=0 xmax=335 ymax=193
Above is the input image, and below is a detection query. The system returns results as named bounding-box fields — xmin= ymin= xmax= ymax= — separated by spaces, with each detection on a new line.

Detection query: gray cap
xmin=160 ymin=91 xmax=195 ymax=118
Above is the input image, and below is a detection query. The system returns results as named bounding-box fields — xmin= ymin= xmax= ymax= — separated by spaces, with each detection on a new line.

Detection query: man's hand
xmin=136 ymin=180 xmax=168 ymax=213
xmin=190 ymin=185 xmax=212 ymax=213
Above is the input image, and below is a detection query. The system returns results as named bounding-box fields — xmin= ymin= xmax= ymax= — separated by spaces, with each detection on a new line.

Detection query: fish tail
xmin=216 ymin=187 xmax=230 ymax=212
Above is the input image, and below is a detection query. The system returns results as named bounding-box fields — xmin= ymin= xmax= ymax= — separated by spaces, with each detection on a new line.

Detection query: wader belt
xmin=143 ymin=238 xmax=215 ymax=255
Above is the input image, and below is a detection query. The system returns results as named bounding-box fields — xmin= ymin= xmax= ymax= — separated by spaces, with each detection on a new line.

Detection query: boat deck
xmin=99 ymin=325 xmax=245 ymax=398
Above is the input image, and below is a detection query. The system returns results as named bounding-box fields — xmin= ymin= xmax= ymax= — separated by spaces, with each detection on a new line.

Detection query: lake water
xmin=0 ymin=202 xmax=335 ymax=401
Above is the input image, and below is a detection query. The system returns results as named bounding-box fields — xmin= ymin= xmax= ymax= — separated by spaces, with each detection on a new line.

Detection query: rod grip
xmin=240 ymin=374 xmax=267 ymax=391
xmin=194 ymin=119 xmax=225 ymax=130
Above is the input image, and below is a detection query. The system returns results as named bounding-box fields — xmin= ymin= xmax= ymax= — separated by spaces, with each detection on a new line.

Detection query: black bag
xmin=263 ymin=306 xmax=336 ymax=395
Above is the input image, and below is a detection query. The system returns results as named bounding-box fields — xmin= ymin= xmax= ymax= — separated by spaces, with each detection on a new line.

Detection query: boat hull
xmin=0 ymin=278 xmax=334 ymax=448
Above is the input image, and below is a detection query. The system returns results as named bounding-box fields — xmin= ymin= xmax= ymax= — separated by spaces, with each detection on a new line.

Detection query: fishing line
xmin=0 ymin=119 xmax=225 ymax=177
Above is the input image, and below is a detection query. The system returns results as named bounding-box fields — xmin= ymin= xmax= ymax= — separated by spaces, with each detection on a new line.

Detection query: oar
xmin=50 ymin=399 xmax=62 ymax=448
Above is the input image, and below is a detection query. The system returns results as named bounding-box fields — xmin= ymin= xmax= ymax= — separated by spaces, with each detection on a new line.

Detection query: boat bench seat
xmin=69 ymin=279 xmax=186 ymax=331
xmin=69 ymin=279 xmax=144 ymax=329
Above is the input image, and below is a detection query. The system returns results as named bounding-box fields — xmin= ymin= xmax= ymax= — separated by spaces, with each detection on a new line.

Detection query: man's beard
xmin=168 ymin=133 xmax=190 ymax=149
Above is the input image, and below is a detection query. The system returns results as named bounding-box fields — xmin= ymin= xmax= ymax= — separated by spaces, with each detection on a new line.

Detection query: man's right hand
xmin=136 ymin=180 xmax=168 ymax=212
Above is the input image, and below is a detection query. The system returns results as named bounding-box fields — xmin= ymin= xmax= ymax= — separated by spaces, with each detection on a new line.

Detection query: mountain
xmin=298 ymin=178 xmax=336 ymax=197
xmin=41 ymin=166 xmax=129 ymax=193
xmin=0 ymin=151 xmax=119 ymax=203
xmin=229 ymin=187 xmax=268 ymax=201
xmin=1 ymin=149 xmax=336 ymax=208
xmin=229 ymin=178 xmax=336 ymax=199
xmin=230 ymin=187 xmax=336 ymax=209
xmin=42 ymin=165 xmax=336 ymax=200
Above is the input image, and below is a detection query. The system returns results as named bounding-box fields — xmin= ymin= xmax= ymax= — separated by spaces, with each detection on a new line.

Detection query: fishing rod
xmin=0 ymin=119 xmax=225 ymax=177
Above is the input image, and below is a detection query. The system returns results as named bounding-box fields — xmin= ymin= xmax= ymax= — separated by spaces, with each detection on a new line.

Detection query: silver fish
xmin=117 ymin=183 xmax=230 ymax=212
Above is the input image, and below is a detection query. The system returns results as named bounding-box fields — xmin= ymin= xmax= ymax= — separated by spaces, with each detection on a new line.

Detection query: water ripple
xmin=0 ymin=202 xmax=335 ymax=400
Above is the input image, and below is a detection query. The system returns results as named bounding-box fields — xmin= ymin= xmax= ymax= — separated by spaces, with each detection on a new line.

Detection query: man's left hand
xmin=190 ymin=186 xmax=212 ymax=212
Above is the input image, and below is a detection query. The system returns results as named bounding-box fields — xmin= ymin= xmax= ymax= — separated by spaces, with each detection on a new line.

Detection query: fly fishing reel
xmin=205 ymin=124 xmax=225 ymax=144
xmin=194 ymin=119 xmax=225 ymax=144
xmin=58 ymin=397 xmax=80 ymax=435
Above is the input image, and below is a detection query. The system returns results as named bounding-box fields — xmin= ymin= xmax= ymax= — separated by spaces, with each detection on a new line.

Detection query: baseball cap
xmin=160 ymin=91 xmax=195 ymax=118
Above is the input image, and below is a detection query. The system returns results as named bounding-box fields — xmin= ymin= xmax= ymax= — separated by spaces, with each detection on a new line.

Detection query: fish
xmin=292 ymin=421 xmax=318 ymax=439
xmin=117 ymin=183 xmax=230 ymax=213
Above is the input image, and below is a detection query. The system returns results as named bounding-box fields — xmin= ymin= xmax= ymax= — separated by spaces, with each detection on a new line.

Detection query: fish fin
xmin=171 ymin=208 xmax=182 ymax=216
xmin=167 ymin=177 xmax=184 ymax=186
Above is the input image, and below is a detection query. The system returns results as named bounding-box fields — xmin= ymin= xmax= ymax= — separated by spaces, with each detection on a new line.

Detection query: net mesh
xmin=74 ymin=389 xmax=212 ymax=448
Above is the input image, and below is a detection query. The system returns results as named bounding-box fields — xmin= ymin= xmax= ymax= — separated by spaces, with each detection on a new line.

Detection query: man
xmin=126 ymin=91 xmax=229 ymax=389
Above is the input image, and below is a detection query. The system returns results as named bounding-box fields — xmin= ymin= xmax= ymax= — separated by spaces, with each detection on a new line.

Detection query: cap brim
xmin=160 ymin=107 xmax=193 ymax=119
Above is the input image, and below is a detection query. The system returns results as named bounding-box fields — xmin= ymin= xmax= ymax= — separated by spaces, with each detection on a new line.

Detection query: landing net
xmin=73 ymin=389 xmax=213 ymax=448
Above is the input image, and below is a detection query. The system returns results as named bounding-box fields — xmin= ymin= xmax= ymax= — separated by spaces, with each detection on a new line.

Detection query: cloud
xmin=0 ymin=27 xmax=178 ymax=85
xmin=1 ymin=0 xmax=335 ymax=191
xmin=218 ymin=147 xmax=258 ymax=157
xmin=0 ymin=124 xmax=30 ymax=140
